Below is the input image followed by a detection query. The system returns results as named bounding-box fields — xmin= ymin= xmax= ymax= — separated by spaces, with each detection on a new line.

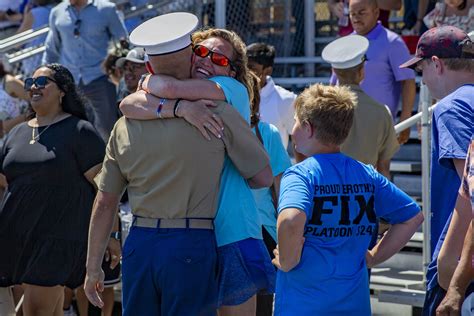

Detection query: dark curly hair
xmin=247 ymin=42 xmax=276 ymax=69
xmin=42 ymin=63 xmax=88 ymax=121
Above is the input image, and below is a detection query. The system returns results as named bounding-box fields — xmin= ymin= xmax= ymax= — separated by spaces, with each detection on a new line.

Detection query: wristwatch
xmin=110 ymin=231 xmax=121 ymax=240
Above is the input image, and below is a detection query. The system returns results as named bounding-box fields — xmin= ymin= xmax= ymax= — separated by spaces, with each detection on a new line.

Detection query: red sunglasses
xmin=193 ymin=45 xmax=234 ymax=69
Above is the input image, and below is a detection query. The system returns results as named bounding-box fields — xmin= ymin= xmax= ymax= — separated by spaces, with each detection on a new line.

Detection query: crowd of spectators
xmin=0 ymin=1 xmax=472 ymax=316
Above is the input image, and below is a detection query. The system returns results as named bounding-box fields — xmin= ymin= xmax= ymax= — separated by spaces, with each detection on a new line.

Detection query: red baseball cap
xmin=400 ymin=26 xmax=474 ymax=69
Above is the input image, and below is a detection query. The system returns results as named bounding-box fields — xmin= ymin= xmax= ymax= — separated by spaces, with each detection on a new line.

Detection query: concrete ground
xmin=371 ymin=297 xmax=420 ymax=316
xmin=99 ymin=297 xmax=420 ymax=316
xmin=1 ymin=287 xmax=422 ymax=316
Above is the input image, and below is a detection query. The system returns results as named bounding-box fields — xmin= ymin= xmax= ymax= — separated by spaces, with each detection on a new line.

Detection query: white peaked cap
xmin=130 ymin=12 xmax=199 ymax=56
xmin=322 ymin=35 xmax=369 ymax=69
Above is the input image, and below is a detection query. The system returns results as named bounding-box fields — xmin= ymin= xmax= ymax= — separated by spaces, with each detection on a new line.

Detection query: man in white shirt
xmin=247 ymin=42 xmax=296 ymax=150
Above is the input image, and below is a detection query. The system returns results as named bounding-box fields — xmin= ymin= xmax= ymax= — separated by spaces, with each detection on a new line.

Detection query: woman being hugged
xmin=0 ymin=63 xmax=105 ymax=316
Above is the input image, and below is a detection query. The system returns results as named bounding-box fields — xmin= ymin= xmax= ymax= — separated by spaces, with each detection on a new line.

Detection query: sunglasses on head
xmin=24 ymin=76 xmax=58 ymax=91
xmin=192 ymin=44 xmax=234 ymax=69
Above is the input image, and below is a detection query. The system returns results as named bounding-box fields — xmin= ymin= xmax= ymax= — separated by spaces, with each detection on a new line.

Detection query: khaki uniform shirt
xmin=341 ymin=84 xmax=399 ymax=166
xmin=96 ymin=101 xmax=269 ymax=219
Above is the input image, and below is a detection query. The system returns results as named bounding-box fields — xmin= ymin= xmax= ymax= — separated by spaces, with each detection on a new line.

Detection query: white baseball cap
xmin=115 ymin=47 xmax=146 ymax=68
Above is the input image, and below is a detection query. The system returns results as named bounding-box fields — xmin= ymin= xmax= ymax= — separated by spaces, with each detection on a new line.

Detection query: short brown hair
xmin=332 ymin=63 xmax=364 ymax=83
xmin=294 ymin=84 xmax=357 ymax=146
xmin=442 ymin=58 xmax=474 ymax=73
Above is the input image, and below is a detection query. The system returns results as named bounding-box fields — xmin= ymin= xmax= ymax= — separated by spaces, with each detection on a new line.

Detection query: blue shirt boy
xmin=275 ymin=153 xmax=420 ymax=315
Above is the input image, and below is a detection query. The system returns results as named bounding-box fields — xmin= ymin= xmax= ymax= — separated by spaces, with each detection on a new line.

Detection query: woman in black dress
xmin=0 ymin=64 xmax=105 ymax=315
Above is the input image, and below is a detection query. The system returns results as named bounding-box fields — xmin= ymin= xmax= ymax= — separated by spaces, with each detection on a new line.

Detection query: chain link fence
xmin=5 ymin=0 xmax=338 ymax=78
xmin=154 ymin=0 xmax=334 ymax=78
xmin=156 ymin=0 xmax=335 ymax=57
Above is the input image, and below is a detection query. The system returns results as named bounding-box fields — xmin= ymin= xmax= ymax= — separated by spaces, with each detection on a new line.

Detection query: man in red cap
xmin=400 ymin=25 xmax=474 ymax=315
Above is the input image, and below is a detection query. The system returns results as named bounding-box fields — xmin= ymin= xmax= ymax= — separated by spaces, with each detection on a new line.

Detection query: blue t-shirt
xmin=252 ymin=122 xmax=292 ymax=241
xmin=208 ymin=76 xmax=263 ymax=247
xmin=275 ymin=153 xmax=420 ymax=316
xmin=426 ymin=84 xmax=474 ymax=291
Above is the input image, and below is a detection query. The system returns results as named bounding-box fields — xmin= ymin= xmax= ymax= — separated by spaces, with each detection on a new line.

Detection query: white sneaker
xmin=63 ymin=306 xmax=77 ymax=316
xmin=0 ymin=287 xmax=15 ymax=316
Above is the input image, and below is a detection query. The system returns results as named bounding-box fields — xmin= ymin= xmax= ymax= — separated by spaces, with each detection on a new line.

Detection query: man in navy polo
xmin=400 ymin=26 xmax=474 ymax=315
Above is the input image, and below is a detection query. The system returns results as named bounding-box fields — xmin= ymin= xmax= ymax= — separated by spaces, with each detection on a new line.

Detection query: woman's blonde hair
xmin=192 ymin=28 xmax=254 ymax=105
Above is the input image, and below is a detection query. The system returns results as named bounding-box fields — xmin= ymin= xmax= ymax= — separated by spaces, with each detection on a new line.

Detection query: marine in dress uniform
xmin=83 ymin=12 xmax=270 ymax=316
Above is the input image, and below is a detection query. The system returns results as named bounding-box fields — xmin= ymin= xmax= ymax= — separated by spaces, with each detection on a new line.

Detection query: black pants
xmin=256 ymin=227 xmax=277 ymax=316
xmin=78 ymin=76 xmax=118 ymax=142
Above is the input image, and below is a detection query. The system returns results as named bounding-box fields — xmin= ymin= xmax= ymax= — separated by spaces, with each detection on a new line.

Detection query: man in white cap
xmin=83 ymin=12 xmax=271 ymax=316
xmin=346 ymin=0 xmax=416 ymax=145
xmin=322 ymin=34 xmax=399 ymax=178
xmin=115 ymin=47 xmax=148 ymax=104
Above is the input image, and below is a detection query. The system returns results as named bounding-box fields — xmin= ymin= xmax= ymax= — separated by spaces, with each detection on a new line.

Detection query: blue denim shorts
xmin=217 ymin=238 xmax=276 ymax=306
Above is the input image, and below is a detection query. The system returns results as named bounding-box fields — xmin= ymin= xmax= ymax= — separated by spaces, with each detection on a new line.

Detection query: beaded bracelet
xmin=157 ymin=98 xmax=166 ymax=118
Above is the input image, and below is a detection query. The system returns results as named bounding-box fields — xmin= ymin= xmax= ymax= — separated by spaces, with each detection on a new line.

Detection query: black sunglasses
xmin=74 ymin=19 xmax=81 ymax=37
xmin=24 ymin=76 xmax=58 ymax=91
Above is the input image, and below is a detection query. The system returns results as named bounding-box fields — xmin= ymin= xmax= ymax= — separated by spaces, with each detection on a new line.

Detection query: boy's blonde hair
xmin=294 ymin=84 xmax=357 ymax=146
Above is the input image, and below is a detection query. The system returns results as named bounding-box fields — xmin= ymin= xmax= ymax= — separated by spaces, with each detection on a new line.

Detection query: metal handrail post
xmin=304 ymin=0 xmax=315 ymax=77
xmin=215 ymin=0 xmax=226 ymax=28
xmin=421 ymin=91 xmax=433 ymax=283
xmin=393 ymin=95 xmax=437 ymax=282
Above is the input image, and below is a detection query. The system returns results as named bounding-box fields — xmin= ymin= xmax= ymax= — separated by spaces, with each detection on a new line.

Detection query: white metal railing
xmin=0 ymin=26 xmax=49 ymax=53
xmin=8 ymin=46 xmax=46 ymax=64
xmin=0 ymin=0 xmax=171 ymax=64
xmin=275 ymin=56 xmax=325 ymax=64
xmin=394 ymin=86 xmax=437 ymax=281
xmin=0 ymin=27 xmax=39 ymax=46
xmin=393 ymin=105 xmax=436 ymax=133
